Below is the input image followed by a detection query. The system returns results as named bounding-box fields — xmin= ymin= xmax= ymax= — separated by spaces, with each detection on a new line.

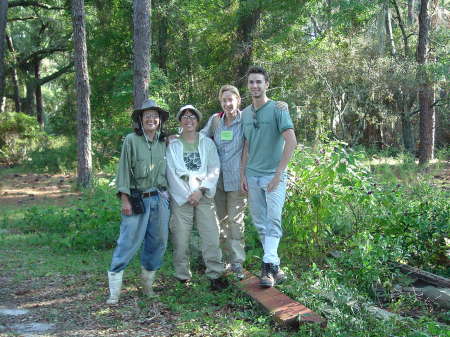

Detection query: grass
xmin=2 ymin=206 xmax=449 ymax=337
xmin=1 ymin=152 xmax=449 ymax=336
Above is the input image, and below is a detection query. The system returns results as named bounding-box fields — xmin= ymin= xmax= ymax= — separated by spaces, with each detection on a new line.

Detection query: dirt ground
xmin=0 ymin=171 xmax=177 ymax=337
xmin=0 ymin=172 xmax=80 ymax=209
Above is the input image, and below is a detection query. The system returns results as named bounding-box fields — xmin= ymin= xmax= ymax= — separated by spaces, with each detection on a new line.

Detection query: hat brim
xmin=132 ymin=107 xmax=169 ymax=123
xmin=176 ymin=108 xmax=202 ymax=121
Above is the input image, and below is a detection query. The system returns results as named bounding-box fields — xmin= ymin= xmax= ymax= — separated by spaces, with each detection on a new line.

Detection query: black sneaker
xmin=259 ymin=262 xmax=275 ymax=288
xmin=210 ymin=277 xmax=229 ymax=291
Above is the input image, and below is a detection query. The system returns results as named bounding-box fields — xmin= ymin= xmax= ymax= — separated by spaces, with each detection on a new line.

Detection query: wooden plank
xmin=395 ymin=263 xmax=450 ymax=288
xmin=238 ymin=271 xmax=326 ymax=328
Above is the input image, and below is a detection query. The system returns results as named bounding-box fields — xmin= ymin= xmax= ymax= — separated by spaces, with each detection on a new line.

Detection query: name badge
xmin=221 ymin=130 xmax=233 ymax=141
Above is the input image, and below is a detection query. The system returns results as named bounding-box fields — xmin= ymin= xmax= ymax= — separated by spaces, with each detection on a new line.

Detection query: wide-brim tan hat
xmin=132 ymin=99 xmax=169 ymax=123
xmin=176 ymin=104 xmax=202 ymax=121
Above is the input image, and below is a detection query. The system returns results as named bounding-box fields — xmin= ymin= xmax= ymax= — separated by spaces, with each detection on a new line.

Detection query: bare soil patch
xmin=0 ymin=172 xmax=81 ymax=210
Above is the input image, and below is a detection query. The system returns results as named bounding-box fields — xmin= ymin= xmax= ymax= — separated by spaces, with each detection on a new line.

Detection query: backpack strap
xmin=209 ymin=112 xmax=224 ymax=138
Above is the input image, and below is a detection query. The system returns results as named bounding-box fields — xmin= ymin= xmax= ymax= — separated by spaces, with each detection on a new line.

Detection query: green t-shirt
xmin=242 ymin=100 xmax=294 ymax=177
xmin=180 ymin=135 xmax=201 ymax=171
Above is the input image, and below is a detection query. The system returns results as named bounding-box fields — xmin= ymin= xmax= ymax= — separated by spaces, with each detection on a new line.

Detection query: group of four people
xmin=106 ymin=66 xmax=297 ymax=304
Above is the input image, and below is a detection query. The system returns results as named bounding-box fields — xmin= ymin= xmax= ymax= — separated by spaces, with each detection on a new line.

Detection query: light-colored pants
xmin=110 ymin=190 xmax=170 ymax=273
xmin=215 ymin=175 xmax=247 ymax=265
xmin=247 ymin=173 xmax=287 ymax=266
xmin=170 ymin=197 xmax=224 ymax=280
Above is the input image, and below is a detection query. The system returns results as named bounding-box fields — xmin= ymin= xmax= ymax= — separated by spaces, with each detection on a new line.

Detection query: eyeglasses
xmin=181 ymin=114 xmax=197 ymax=121
xmin=251 ymin=106 xmax=259 ymax=129
xmin=143 ymin=113 xmax=160 ymax=120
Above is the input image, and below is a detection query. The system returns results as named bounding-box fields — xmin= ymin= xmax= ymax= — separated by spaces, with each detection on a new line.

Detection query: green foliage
xmin=282 ymin=141 xmax=449 ymax=293
xmin=19 ymin=182 xmax=119 ymax=251
xmin=283 ymin=140 xmax=373 ymax=261
xmin=25 ymin=136 xmax=77 ymax=173
xmin=0 ymin=112 xmax=46 ymax=166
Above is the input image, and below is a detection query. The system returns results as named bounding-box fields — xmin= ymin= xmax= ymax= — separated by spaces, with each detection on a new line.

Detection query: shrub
xmin=26 ymin=136 xmax=77 ymax=173
xmin=0 ymin=112 xmax=45 ymax=166
xmin=21 ymin=182 xmax=120 ymax=251
xmin=281 ymin=140 xmax=449 ymax=293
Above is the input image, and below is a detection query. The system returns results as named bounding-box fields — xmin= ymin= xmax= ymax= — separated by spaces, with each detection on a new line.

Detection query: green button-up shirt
xmin=116 ymin=133 xmax=167 ymax=195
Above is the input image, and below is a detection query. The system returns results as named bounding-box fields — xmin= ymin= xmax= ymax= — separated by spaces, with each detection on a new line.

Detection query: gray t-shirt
xmin=242 ymin=100 xmax=294 ymax=177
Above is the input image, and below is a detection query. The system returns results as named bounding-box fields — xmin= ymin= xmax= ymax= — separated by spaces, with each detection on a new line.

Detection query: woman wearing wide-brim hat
xmin=106 ymin=99 xmax=170 ymax=305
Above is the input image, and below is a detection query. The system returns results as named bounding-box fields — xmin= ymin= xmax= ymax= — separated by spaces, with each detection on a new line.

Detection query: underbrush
xmin=25 ymin=135 xmax=77 ymax=173
xmin=8 ymin=180 xmax=120 ymax=250
xmin=280 ymin=141 xmax=449 ymax=292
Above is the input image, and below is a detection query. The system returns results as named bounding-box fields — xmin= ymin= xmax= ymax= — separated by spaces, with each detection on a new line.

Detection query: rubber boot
xmin=141 ymin=267 xmax=157 ymax=298
xmin=106 ymin=270 xmax=123 ymax=304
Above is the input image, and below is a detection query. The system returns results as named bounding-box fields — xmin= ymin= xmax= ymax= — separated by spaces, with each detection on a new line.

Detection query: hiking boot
xmin=230 ymin=263 xmax=245 ymax=280
xmin=210 ymin=277 xmax=229 ymax=291
xmin=260 ymin=262 xmax=275 ymax=288
xmin=272 ymin=264 xmax=286 ymax=284
xmin=260 ymin=263 xmax=286 ymax=288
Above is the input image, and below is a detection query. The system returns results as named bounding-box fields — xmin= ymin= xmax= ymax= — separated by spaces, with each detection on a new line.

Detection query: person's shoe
xmin=230 ymin=263 xmax=245 ymax=280
xmin=106 ymin=270 xmax=123 ymax=304
xmin=272 ymin=264 xmax=286 ymax=284
xmin=259 ymin=262 xmax=275 ymax=288
xmin=141 ymin=267 xmax=157 ymax=298
xmin=210 ymin=277 xmax=229 ymax=291
xmin=177 ymin=278 xmax=191 ymax=287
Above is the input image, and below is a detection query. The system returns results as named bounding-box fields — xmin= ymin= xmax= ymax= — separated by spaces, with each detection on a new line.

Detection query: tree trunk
xmin=6 ymin=33 xmax=20 ymax=112
xmin=234 ymin=0 xmax=261 ymax=90
xmin=156 ymin=14 xmax=167 ymax=73
xmin=384 ymin=2 xmax=396 ymax=56
xmin=416 ymin=0 xmax=434 ymax=165
xmin=408 ymin=0 xmax=415 ymax=25
xmin=133 ymin=0 xmax=151 ymax=110
xmin=391 ymin=0 xmax=410 ymax=57
xmin=0 ymin=0 xmax=8 ymax=113
xmin=72 ymin=0 xmax=92 ymax=188
xmin=34 ymin=59 xmax=44 ymax=127
xmin=23 ymin=80 xmax=36 ymax=115
xmin=401 ymin=112 xmax=415 ymax=153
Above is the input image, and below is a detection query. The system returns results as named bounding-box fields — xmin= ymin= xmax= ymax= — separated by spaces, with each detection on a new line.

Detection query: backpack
xmin=208 ymin=112 xmax=225 ymax=138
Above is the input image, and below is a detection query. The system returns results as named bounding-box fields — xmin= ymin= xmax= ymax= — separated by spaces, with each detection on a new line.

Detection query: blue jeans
xmin=109 ymin=190 xmax=170 ymax=272
xmin=247 ymin=174 xmax=286 ymax=265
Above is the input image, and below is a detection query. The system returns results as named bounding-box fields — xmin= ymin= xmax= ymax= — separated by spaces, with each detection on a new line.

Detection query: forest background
xmin=0 ymin=0 xmax=449 ymax=336
xmin=0 ymin=0 xmax=448 ymax=170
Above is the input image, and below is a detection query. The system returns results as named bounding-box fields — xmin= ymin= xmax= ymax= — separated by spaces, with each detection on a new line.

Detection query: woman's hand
xmin=188 ymin=190 xmax=202 ymax=207
xmin=121 ymin=193 xmax=132 ymax=216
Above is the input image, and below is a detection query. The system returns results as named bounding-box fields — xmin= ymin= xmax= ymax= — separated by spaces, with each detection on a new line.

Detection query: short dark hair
xmin=247 ymin=66 xmax=269 ymax=82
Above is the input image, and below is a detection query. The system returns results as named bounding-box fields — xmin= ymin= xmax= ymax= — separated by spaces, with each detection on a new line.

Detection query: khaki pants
xmin=170 ymin=197 xmax=224 ymax=280
xmin=215 ymin=175 xmax=247 ymax=265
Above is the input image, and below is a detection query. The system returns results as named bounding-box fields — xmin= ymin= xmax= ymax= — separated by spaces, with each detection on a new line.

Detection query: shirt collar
xmin=221 ymin=110 xmax=241 ymax=126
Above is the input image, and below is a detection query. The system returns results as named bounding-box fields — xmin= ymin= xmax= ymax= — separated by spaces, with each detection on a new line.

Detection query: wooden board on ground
xmin=239 ymin=270 xmax=326 ymax=329
xmin=395 ymin=263 xmax=450 ymax=288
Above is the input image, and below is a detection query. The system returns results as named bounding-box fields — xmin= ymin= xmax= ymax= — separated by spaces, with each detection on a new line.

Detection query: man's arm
xmin=267 ymin=129 xmax=297 ymax=192
xmin=240 ymin=139 xmax=249 ymax=193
